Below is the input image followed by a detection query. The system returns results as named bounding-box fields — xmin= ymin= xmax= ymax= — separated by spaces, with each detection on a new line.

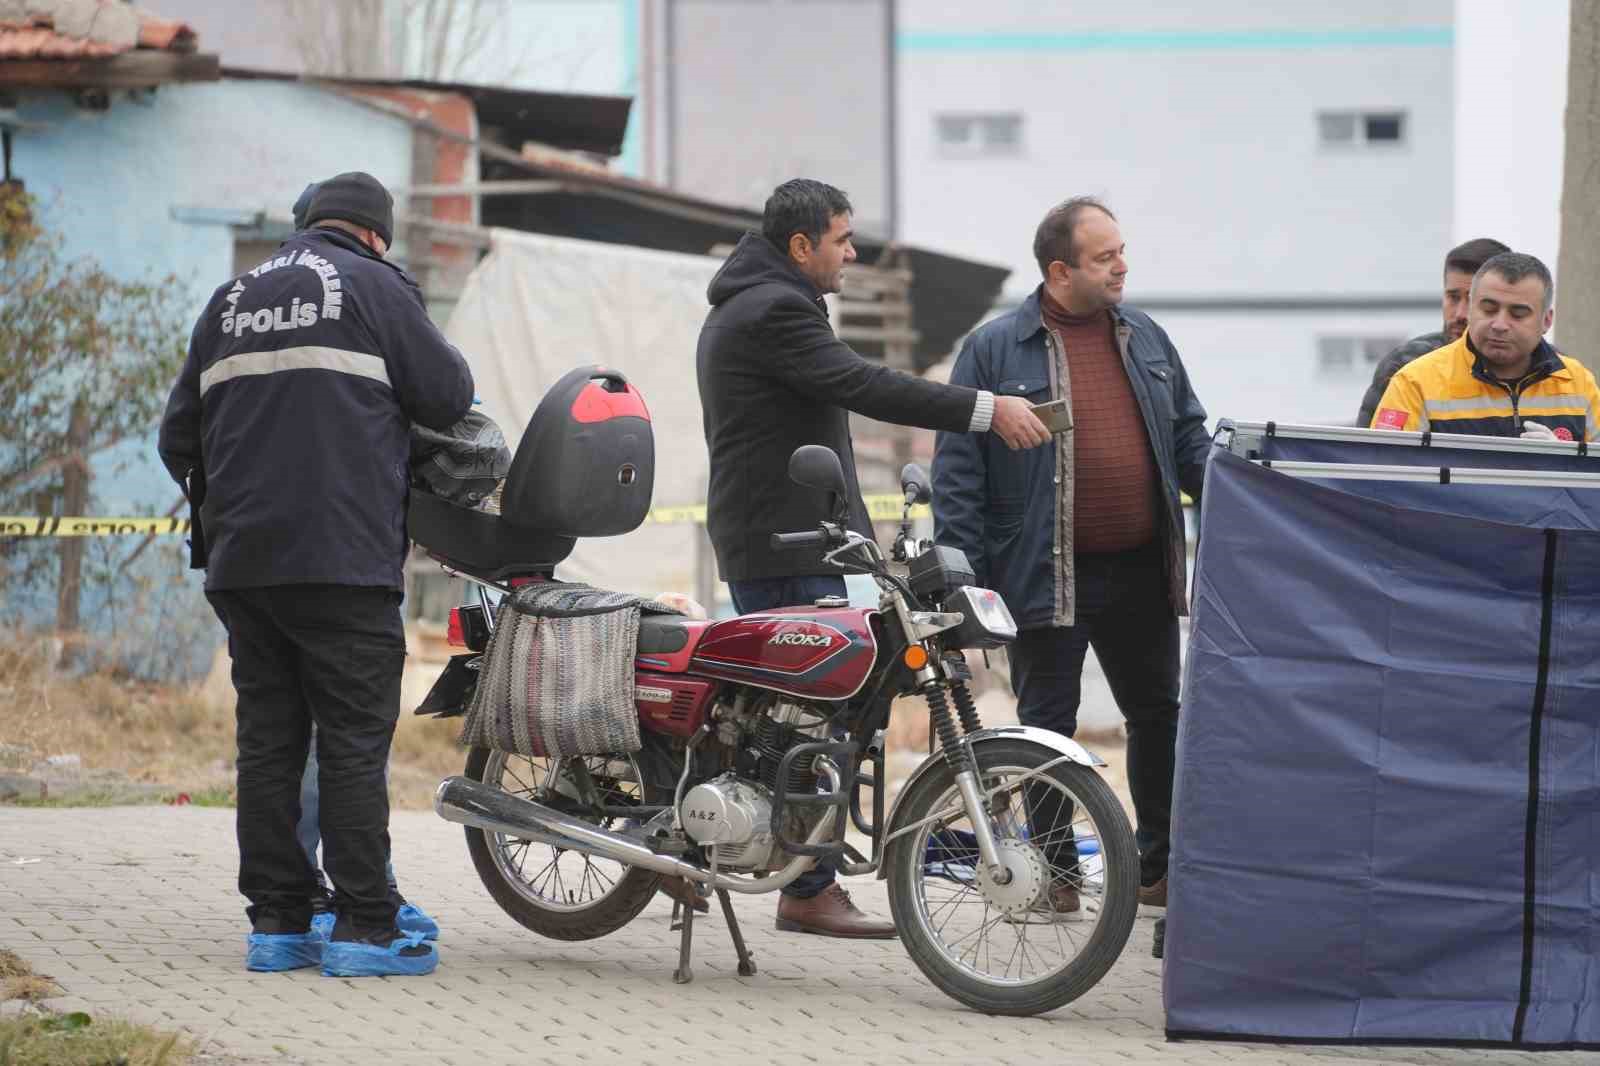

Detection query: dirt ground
xmin=0 ymin=628 xmax=1133 ymax=817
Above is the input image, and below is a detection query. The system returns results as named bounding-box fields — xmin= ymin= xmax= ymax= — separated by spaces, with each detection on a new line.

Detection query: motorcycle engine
xmin=680 ymin=774 xmax=776 ymax=870
xmin=680 ymin=698 xmax=835 ymax=871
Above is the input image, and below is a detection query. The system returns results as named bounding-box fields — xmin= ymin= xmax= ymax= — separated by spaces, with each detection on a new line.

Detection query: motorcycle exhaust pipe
xmin=433 ymin=768 xmax=840 ymax=895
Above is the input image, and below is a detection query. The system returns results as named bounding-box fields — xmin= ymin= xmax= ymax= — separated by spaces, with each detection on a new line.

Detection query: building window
xmin=936 ymin=113 xmax=1024 ymax=157
xmin=232 ymin=238 xmax=281 ymax=277
xmin=1317 ymin=110 xmax=1407 ymax=147
xmin=1317 ymin=335 xmax=1405 ymax=374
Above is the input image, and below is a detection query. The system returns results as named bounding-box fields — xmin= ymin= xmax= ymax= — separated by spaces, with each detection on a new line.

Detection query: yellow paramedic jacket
xmin=1370 ymin=335 xmax=1600 ymax=442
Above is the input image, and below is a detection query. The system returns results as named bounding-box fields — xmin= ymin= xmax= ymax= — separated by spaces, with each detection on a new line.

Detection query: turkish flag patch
xmin=1554 ymin=426 xmax=1575 ymax=441
xmin=1375 ymin=408 xmax=1408 ymax=429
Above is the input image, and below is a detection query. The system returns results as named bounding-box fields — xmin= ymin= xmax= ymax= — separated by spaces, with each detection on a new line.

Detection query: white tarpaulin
xmin=445 ymin=228 xmax=720 ymax=600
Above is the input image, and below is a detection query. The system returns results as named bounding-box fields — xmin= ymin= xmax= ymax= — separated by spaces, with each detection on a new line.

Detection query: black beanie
xmin=306 ymin=171 xmax=394 ymax=248
xmin=291 ymin=182 xmax=319 ymax=231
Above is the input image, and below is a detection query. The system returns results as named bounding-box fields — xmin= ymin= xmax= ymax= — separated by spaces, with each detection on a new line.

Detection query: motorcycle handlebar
xmin=770 ymin=530 xmax=829 ymax=550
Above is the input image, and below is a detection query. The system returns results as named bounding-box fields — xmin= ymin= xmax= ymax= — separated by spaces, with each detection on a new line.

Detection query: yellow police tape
xmin=0 ymin=516 xmax=194 ymax=537
xmin=0 ymin=495 xmax=934 ymax=536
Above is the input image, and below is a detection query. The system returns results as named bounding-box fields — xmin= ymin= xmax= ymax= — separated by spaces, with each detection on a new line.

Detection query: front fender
xmin=876 ymin=725 xmax=1105 ymax=879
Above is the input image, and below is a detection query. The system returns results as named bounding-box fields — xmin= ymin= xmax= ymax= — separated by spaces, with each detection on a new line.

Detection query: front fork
xmin=920 ymin=673 xmax=1013 ymax=886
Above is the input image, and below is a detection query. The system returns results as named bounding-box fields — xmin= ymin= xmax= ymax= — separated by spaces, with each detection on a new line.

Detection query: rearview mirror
xmin=789 ymin=445 xmax=849 ymax=518
xmin=900 ymin=463 xmax=932 ymax=505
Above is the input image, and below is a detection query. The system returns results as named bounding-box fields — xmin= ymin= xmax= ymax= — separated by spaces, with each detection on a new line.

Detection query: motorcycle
xmin=412 ymin=367 xmax=1138 ymax=1016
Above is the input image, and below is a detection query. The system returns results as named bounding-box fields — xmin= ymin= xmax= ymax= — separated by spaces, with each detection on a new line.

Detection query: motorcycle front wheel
xmin=462 ymin=746 xmax=663 ymax=941
xmin=884 ymin=738 xmax=1138 ymax=1016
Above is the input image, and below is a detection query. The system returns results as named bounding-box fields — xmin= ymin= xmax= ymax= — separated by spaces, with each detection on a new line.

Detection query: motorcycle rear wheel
xmin=884 ymin=738 xmax=1138 ymax=1016
xmin=462 ymin=746 xmax=664 ymax=941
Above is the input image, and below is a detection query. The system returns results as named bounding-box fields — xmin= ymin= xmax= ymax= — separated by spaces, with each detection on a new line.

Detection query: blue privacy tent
xmin=1163 ymin=423 xmax=1600 ymax=1050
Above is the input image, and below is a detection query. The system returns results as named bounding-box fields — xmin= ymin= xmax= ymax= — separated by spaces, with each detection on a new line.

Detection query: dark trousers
xmin=727 ymin=573 xmax=848 ymax=899
xmin=206 ymin=585 xmax=405 ymax=931
xmin=297 ymin=728 xmax=398 ymax=897
xmin=1008 ymin=543 xmax=1180 ymax=886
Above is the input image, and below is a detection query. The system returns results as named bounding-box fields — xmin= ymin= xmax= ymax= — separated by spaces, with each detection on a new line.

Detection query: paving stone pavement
xmin=0 ymin=806 xmax=1581 ymax=1066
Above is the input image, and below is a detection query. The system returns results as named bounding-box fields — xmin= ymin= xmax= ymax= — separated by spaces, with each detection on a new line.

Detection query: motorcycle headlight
xmin=946 ymin=585 xmax=1017 ymax=648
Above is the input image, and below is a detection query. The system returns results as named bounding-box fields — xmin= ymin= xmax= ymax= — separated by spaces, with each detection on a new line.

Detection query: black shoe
xmin=329 ymin=916 xmax=428 ymax=952
xmin=252 ymin=913 xmax=312 ymax=936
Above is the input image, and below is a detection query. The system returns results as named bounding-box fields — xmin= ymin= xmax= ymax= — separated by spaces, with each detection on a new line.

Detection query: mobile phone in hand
xmin=1031 ymin=398 xmax=1073 ymax=434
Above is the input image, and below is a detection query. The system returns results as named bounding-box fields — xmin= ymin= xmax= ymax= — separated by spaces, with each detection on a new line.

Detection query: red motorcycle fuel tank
xmin=688 ymin=607 xmax=878 ymax=701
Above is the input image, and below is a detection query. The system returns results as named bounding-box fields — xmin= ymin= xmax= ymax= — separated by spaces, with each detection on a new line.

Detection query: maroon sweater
xmin=1040 ymin=292 xmax=1158 ymax=553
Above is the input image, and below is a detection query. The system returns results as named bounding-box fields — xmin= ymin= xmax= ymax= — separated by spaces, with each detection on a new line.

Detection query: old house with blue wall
xmin=0 ymin=0 xmax=628 ymax=665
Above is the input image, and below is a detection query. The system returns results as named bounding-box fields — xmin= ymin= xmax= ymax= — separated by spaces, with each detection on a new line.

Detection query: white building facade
xmin=896 ymin=0 xmax=1459 ymax=427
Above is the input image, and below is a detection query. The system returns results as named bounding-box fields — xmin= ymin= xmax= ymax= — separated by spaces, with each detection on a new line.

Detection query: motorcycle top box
xmin=407 ymin=365 xmax=654 ymax=581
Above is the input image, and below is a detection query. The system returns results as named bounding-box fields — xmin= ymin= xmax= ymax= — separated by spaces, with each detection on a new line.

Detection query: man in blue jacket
xmin=159 ymin=172 xmax=473 ymax=976
xmin=932 ymin=197 xmax=1209 ymax=912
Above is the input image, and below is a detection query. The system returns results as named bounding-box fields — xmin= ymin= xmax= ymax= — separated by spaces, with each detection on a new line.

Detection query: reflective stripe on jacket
xmin=158 ymin=228 xmax=475 ymax=590
xmin=1370 ymin=335 xmax=1600 ymax=441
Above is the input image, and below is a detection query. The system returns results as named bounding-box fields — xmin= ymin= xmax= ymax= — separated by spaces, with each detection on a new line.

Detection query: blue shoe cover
xmin=321 ymin=935 xmax=437 ymax=977
xmin=397 ymin=902 xmax=439 ymax=941
xmin=245 ymin=931 xmax=324 ymax=972
xmin=310 ymin=911 xmax=335 ymax=940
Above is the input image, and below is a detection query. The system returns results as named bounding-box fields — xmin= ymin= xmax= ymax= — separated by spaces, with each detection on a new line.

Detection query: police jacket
xmin=697 ymin=233 xmax=984 ymax=582
xmin=1371 ymin=334 xmax=1600 ymax=440
xmin=932 ymin=288 xmax=1210 ymax=630
xmin=158 ymin=228 xmax=475 ymax=590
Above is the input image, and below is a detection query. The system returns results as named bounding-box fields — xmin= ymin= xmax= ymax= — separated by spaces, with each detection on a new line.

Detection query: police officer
xmin=286 ymin=181 xmax=438 ymax=946
xmin=159 ymin=172 xmax=474 ymax=977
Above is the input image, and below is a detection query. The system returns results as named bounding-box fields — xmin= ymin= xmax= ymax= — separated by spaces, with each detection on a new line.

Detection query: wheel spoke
xmin=502 ymin=760 xmax=539 ymax=796
xmin=482 ymin=750 xmax=646 ymax=913
xmin=901 ymin=759 xmax=1132 ymax=994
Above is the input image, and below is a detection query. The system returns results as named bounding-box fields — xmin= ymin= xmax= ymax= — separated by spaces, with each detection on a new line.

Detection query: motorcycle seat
xmin=636 ymin=614 xmax=691 ymax=653
xmin=408 ymin=491 xmax=575 ymax=583
xmin=635 ymin=614 xmax=710 ymax=668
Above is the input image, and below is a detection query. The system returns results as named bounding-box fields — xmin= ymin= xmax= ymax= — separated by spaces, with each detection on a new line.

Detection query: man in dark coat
xmin=159 ymin=172 xmax=473 ymax=976
xmin=696 ymin=178 xmax=1048 ymax=937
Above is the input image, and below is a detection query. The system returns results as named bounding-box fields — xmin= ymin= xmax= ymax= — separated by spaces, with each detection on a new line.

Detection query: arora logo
xmin=768 ymin=631 xmax=833 ymax=648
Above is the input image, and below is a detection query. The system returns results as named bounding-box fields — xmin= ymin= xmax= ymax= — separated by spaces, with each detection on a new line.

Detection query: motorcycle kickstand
xmin=672 ymin=891 xmax=697 ymax=985
xmin=716 ymin=889 xmax=756 ymax=977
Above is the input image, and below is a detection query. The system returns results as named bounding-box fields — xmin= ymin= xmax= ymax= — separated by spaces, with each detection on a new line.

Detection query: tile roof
xmin=0 ymin=1 xmax=194 ymax=61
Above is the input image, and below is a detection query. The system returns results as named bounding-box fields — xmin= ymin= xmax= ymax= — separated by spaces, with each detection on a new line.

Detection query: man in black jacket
xmin=1355 ymin=237 xmax=1509 ymax=428
xmin=697 ymin=178 xmax=1048 ymax=938
xmin=159 ymin=172 xmax=473 ymax=977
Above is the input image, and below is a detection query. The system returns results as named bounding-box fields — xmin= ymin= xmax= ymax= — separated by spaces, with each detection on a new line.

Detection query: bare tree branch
xmin=115 ymin=494 xmax=187 ymax=578
xmin=0 ymin=433 xmax=131 ymax=498
xmin=277 ymin=0 xmax=521 ymax=83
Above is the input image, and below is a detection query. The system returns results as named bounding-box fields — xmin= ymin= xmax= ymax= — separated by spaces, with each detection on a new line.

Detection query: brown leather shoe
xmin=775 ymin=884 xmax=896 ymax=939
xmin=1046 ymin=883 xmax=1081 ymax=914
xmin=1005 ymin=882 xmax=1080 ymax=924
xmin=658 ymin=875 xmax=709 ymax=914
xmin=1138 ymin=876 xmax=1168 ymax=908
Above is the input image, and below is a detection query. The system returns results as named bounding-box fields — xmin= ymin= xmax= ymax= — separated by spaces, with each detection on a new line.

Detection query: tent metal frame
xmin=1223 ymin=420 xmax=1594 ymax=459
xmin=1222 ymin=420 xmax=1600 ymax=490
xmin=1248 ymin=460 xmax=1600 ymax=490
